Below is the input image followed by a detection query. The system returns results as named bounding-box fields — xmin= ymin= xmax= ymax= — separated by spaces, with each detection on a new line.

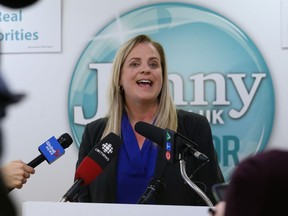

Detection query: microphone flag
xmin=38 ymin=136 xmax=65 ymax=164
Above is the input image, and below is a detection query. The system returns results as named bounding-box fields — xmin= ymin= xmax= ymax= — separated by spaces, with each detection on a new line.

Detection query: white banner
xmin=0 ymin=0 xmax=61 ymax=53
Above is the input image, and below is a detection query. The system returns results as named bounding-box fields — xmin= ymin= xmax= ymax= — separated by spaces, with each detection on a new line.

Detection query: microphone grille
xmin=58 ymin=133 xmax=73 ymax=149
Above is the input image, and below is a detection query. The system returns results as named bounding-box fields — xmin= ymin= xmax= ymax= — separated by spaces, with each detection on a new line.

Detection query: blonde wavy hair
xmin=101 ymin=34 xmax=177 ymax=139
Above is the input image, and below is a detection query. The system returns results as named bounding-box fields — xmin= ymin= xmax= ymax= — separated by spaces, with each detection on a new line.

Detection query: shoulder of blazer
xmin=176 ymin=109 xmax=210 ymax=141
xmin=86 ymin=117 xmax=108 ymax=133
xmin=82 ymin=117 xmax=108 ymax=148
xmin=177 ymin=109 xmax=207 ymax=122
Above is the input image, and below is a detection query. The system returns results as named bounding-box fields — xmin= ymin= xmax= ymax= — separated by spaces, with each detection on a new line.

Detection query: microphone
xmin=135 ymin=122 xmax=213 ymax=207
xmin=134 ymin=121 xmax=209 ymax=163
xmin=59 ymin=132 xmax=123 ymax=202
xmin=137 ymin=178 xmax=165 ymax=204
xmin=0 ymin=0 xmax=39 ymax=8
xmin=7 ymin=133 xmax=73 ymax=193
xmin=28 ymin=133 xmax=73 ymax=168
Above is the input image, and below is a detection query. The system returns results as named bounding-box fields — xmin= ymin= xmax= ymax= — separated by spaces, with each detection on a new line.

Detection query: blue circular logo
xmin=68 ymin=2 xmax=275 ymax=180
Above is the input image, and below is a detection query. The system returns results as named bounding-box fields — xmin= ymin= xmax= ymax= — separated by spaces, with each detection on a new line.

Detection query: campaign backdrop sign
xmin=68 ymin=2 xmax=275 ymax=180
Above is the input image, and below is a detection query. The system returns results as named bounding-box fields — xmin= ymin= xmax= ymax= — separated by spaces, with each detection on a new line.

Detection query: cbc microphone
xmin=59 ymin=132 xmax=123 ymax=202
xmin=135 ymin=121 xmax=209 ymax=162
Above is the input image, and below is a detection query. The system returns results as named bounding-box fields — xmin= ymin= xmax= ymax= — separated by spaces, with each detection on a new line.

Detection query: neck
xmin=125 ymin=104 xmax=158 ymax=127
xmin=125 ymin=103 xmax=158 ymax=150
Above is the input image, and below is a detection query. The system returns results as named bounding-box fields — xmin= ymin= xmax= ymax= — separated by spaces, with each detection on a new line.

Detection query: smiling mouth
xmin=136 ymin=79 xmax=152 ymax=86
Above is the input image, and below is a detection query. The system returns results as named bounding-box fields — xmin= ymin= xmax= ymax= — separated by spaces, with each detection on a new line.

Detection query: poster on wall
xmin=67 ymin=2 xmax=275 ymax=181
xmin=0 ymin=0 xmax=61 ymax=53
xmin=281 ymin=0 xmax=288 ymax=48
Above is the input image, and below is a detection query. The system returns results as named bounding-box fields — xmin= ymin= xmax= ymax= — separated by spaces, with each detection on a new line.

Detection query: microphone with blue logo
xmin=7 ymin=133 xmax=73 ymax=193
xmin=27 ymin=133 xmax=73 ymax=168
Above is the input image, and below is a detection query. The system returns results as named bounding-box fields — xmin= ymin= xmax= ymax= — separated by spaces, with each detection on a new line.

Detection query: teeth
xmin=137 ymin=79 xmax=151 ymax=84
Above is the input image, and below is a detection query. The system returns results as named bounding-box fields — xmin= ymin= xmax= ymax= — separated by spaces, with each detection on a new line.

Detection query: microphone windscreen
xmin=75 ymin=132 xmax=122 ymax=185
xmin=58 ymin=133 xmax=73 ymax=149
xmin=134 ymin=121 xmax=165 ymax=146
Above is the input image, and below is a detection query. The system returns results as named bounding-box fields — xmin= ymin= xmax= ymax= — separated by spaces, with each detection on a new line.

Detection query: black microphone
xmin=137 ymin=178 xmax=165 ymax=204
xmin=0 ymin=0 xmax=39 ymax=8
xmin=27 ymin=133 xmax=73 ymax=168
xmin=59 ymin=132 xmax=123 ymax=202
xmin=134 ymin=121 xmax=209 ymax=162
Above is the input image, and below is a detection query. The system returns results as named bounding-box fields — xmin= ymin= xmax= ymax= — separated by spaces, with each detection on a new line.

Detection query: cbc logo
xmin=102 ymin=143 xmax=113 ymax=154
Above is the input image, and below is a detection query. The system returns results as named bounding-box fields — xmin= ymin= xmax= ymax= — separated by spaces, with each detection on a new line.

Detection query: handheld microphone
xmin=59 ymin=132 xmax=123 ymax=202
xmin=27 ymin=133 xmax=73 ymax=168
xmin=134 ymin=121 xmax=209 ymax=163
xmin=7 ymin=133 xmax=73 ymax=193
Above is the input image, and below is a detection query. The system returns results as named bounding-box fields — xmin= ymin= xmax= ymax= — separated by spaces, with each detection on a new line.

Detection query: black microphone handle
xmin=27 ymin=154 xmax=45 ymax=168
xmin=137 ymin=179 xmax=165 ymax=204
xmin=138 ymin=186 xmax=156 ymax=204
xmin=59 ymin=178 xmax=83 ymax=202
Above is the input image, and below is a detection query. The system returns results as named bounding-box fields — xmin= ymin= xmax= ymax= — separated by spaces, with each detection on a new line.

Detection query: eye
xmin=149 ymin=61 xmax=160 ymax=69
xmin=129 ymin=61 xmax=140 ymax=68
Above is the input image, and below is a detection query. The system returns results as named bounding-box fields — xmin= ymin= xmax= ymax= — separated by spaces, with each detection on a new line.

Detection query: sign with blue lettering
xmin=68 ymin=2 xmax=275 ymax=181
xmin=0 ymin=0 xmax=61 ymax=53
xmin=38 ymin=136 xmax=65 ymax=164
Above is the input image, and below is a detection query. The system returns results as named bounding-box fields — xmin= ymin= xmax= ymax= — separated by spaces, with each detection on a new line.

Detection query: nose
xmin=140 ymin=67 xmax=150 ymax=74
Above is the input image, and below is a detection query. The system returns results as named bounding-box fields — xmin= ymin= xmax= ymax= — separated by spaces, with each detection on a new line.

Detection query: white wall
xmin=1 ymin=0 xmax=287 ymax=214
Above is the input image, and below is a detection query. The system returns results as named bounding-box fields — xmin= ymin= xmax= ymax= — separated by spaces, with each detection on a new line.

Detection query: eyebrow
xmin=127 ymin=57 xmax=141 ymax=63
xmin=127 ymin=57 xmax=160 ymax=62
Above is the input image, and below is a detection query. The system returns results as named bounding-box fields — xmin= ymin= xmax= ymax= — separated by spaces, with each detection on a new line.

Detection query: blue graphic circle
xmin=68 ymin=2 xmax=275 ymax=180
